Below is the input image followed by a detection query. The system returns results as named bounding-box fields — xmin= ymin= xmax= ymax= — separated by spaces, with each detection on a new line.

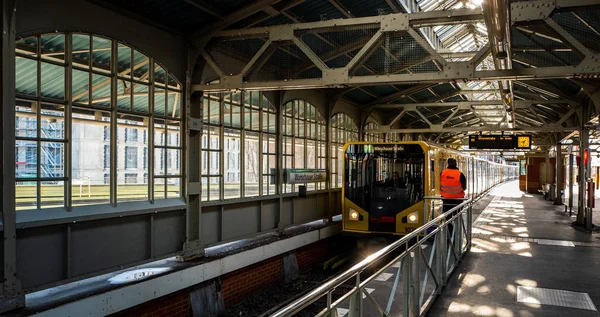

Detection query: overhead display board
xmin=469 ymin=135 xmax=532 ymax=150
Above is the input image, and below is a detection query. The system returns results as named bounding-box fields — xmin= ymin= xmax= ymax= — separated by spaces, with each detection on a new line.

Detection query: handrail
xmin=270 ymin=198 xmax=473 ymax=317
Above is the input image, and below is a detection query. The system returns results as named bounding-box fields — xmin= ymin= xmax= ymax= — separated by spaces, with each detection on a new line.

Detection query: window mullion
xmin=65 ymin=33 xmax=73 ymax=210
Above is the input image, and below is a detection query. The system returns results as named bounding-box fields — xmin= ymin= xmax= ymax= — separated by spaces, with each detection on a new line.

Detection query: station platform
xmin=429 ymin=181 xmax=600 ymax=316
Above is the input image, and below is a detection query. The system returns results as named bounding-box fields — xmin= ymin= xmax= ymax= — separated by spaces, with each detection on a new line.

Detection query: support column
xmin=554 ymin=142 xmax=563 ymax=205
xmin=577 ymin=129 xmax=588 ymax=225
xmin=181 ymin=48 xmax=204 ymax=260
xmin=1 ymin=0 xmax=25 ymax=312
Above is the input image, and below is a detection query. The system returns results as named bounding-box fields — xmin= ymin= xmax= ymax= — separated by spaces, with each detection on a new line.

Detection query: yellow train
xmin=342 ymin=141 xmax=518 ymax=235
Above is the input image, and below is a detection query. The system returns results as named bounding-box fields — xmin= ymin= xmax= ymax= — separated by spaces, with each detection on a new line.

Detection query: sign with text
xmin=284 ymin=169 xmax=327 ymax=184
xmin=468 ymin=135 xmax=532 ymax=149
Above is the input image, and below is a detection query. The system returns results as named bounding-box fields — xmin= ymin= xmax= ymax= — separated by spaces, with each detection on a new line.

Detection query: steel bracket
xmin=379 ymin=125 xmax=392 ymax=132
xmin=222 ymin=74 xmax=243 ymax=89
xmin=443 ymin=62 xmax=473 ymax=79
xmin=179 ymin=240 xmax=206 ymax=262
xmin=270 ymin=25 xmax=294 ymax=41
xmin=511 ymin=0 xmax=555 ymax=23
xmin=577 ymin=54 xmax=600 ymax=76
xmin=380 ymin=14 xmax=410 ymax=32
xmin=323 ymin=68 xmax=348 ymax=86
xmin=188 ymin=117 xmax=202 ymax=131
xmin=513 ymin=100 xmax=531 ymax=109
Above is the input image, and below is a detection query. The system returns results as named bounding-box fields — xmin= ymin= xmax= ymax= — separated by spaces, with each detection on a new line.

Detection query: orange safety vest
xmin=440 ymin=169 xmax=465 ymax=198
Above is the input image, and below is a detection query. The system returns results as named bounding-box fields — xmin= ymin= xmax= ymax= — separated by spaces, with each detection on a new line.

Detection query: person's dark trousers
xmin=442 ymin=198 xmax=462 ymax=242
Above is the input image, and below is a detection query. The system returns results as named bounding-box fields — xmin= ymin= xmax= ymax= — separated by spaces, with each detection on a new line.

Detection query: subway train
xmin=342 ymin=141 xmax=518 ymax=235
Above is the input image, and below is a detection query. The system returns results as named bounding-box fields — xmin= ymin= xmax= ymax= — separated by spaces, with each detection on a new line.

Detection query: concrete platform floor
xmin=429 ymin=181 xmax=600 ymax=317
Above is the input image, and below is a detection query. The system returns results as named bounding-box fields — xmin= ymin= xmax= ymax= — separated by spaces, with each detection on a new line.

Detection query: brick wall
xmin=109 ymin=289 xmax=189 ymax=317
xmin=220 ymin=256 xmax=282 ymax=306
xmin=109 ymin=239 xmax=331 ymax=316
xmin=296 ymin=239 xmax=329 ymax=272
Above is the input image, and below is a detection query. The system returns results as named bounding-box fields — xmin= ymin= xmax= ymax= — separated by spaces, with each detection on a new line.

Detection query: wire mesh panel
xmin=355 ymin=31 xmax=432 ymax=76
xmin=551 ymin=9 xmax=600 ymax=54
xmin=511 ymin=23 xmax=582 ymax=68
xmin=207 ymin=38 xmax=268 ymax=76
xmin=249 ymin=42 xmax=323 ymax=82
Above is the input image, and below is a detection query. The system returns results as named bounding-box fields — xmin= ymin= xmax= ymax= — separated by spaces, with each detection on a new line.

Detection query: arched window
xmin=201 ymin=92 xmax=276 ymax=200
xmin=14 ymin=33 xmax=183 ymax=210
xmin=282 ymin=100 xmax=327 ymax=193
xmin=364 ymin=122 xmax=384 ymax=142
xmin=331 ymin=113 xmax=359 ymax=189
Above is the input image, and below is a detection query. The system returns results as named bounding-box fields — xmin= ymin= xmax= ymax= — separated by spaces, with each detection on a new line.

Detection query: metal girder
xmin=511 ymin=0 xmax=600 ymax=23
xmin=369 ymin=99 xmax=568 ymax=110
xmin=366 ymin=124 xmax=574 ymax=133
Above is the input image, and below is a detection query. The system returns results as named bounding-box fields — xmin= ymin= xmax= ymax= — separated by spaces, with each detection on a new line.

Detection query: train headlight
xmin=407 ymin=212 xmax=418 ymax=224
xmin=349 ymin=209 xmax=359 ymax=221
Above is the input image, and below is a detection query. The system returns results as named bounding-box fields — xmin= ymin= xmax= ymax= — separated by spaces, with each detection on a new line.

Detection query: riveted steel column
xmin=577 ymin=129 xmax=588 ymax=225
xmin=554 ymin=142 xmax=563 ymax=205
xmin=1 ymin=0 xmax=25 ymax=312
xmin=182 ymin=47 xmax=204 ymax=258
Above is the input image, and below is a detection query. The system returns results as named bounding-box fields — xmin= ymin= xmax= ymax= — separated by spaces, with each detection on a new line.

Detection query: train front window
xmin=344 ymin=144 xmax=424 ymax=214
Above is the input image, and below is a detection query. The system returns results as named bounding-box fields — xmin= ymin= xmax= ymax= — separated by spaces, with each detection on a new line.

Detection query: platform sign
xmin=284 ymin=169 xmax=326 ymax=184
xmin=468 ymin=135 xmax=532 ymax=150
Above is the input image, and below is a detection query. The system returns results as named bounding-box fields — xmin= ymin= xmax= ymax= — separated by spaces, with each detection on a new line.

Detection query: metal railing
xmin=271 ymin=198 xmax=472 ymax=317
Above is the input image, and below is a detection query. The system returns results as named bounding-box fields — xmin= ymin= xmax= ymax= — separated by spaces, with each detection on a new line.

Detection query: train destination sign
xmin=468 ymin=135 xmax=531 ymax=150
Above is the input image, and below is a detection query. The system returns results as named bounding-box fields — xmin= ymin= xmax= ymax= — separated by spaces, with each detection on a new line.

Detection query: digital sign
xmin=469 ymin=135 xmax=532 ymax=150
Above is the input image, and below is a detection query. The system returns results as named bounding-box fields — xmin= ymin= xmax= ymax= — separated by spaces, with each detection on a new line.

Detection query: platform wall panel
xmin=17 ymin=225 xmax=67 ymax=290
xmin=261 ymin=200 xmax=278 ymax=231
xmin=153 ymin=211 xmax=186 ymax=257
xmin=201 ymin=206 xmax=221 ymax=245
xmin=222 ymin=203 xmax=260 ymax=241
xmin=293 ymin=196 xmax=318 ymax=224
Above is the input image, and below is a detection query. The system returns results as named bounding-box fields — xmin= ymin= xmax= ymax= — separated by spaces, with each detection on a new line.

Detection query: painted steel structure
xmin=0 ymin=0 xmax=599 ymax=313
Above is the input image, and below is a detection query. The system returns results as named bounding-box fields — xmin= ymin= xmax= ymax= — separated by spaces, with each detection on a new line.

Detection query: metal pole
xmin=577 ymin=130 xmax=588 ymax=225
xmin=569 ymin=153 xmax=574 ymax=216
xmin=1 ymin=0 xmax=25 ymax=312
xmin=554 ymin=143 xmax=563 ymax=205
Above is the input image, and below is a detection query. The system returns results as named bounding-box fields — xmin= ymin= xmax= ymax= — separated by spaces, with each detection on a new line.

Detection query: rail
xmin=270 ymin=197 xmax=472 ymax=317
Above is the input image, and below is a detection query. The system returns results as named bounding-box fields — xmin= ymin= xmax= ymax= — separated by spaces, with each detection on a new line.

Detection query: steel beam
xmin=365 ymin=124 xmax=574 ymax=133
xmin=1 ymin=0 xmax=24 ymax=312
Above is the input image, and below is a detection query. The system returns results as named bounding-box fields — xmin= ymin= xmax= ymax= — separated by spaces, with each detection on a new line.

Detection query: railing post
xmin=348 ymin=275 xmax=362 ymax=317
xmin=436 ymin=225 xmax=447 ymax=291
xmin=411 ymin=249 xmax=421 ymax=315
xmin=402 ymin=252 xmax=411 ymax=317
xmin=467 ymin=204 xmax=472 ymax=251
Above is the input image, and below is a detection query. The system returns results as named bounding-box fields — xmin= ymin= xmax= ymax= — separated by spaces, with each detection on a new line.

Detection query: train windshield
xmin=344 ymin=144 xmax=424 ymax=214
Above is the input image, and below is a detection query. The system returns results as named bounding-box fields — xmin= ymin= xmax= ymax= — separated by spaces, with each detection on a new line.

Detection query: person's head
xmin=447 ymin=158 xmax=457 ymax=168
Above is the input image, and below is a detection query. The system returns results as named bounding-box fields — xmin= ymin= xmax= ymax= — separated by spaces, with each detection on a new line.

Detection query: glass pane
xmin=167 ymin=178 xmax=180 ymax=198
xmin=154 ymin=119 xmax=166 ymax=146
xmin=154 ymin=87 xmax=166 ymax=116
xmin=154 ymin=148 xmax=165 ymax=176
xmin=209 ymin=151 xmax=220 ymax=176
xmin=16 ymin=36 xmax=38 ymax=57
xmin=167 ymin=121 xmax=180 ymax=147
xmin=208 ymin=126 xmax=220 ymax=150
xmin=71 ymin=109 xmax=111 ymax=206
xmin=117 ymin=118 xmax=148 ymax=202
xmin=15 ymin=102 xmax=37 ymax=138
xmin=117 ymin=43 xmax=132 ymax=77
xmin=167 ymin=148 xmax=180 ymax=176
xmin=16 ymin=57 xmax=38 ymax=96
xmin=223 ymin=100 xmax=231 ymax=126
xmin=40 ymin=141 xmax=64 ymax=178
xmin=224 ymin=129 xmax=240 ymax=199
xmin=41 ymin=62 xmax=65 ymax=100
xmin=117 ymin=80 xmax=132 ymax=111
xmin=154 ymin=63 xmax=166 ymax=86
xmin=295 ymin=139 xmax=305 ymax=168
xmin=202 ymin=96 xmax=210 ymax=123
xmin=72 ymin=69 xmax=90 ymax=104
xmin=154 ymin=178 xmax=165 ymax=200
xmin=201 ymin=176 xmax=208 ymax=201
xmin=91 ymin=73 xmax=111 ymax=107
xmin=41 ymin=104 xmax=65 ymax=140
xmin=16 ymin=181 xmax=37 ymax=210
xmin=41 ymin=181 xmax=64 ymax=209
xmin=15 ymin=140 xmax=37 ymax=178
xmin=132 ymin=49 xmax=149 ymax=82
xmin=167 ymin=74 xmax=180 ymax=90
xmin=168 ymin=90 xmax=181 ymax=118
xmin=133 ymin=84 xmax=149 ymax=113
xmin=209 ymin=98 xmax=220 ymax=125
xmin=92 ymin=36 xmax=111 ymax=72
xmin=41 ymin=34 xmax=65 ymax=62
xmin=245 ymin=131 xmax=260 ymax=198
xmin=72 ymin=34 xmax=90 ymax=68
xmin=209 ymin=177 xmax=220 ymax=201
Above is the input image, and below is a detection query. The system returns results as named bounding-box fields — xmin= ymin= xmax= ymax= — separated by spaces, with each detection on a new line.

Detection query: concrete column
xmin=1 ymin=0 xmax=25 ymax=312
xmin=554 ymin=143 xmax=563 ymax=205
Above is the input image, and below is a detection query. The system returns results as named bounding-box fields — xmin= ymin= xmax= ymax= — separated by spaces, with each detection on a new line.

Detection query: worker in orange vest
xmin=440 ymin=158 xmax=466 ymax=233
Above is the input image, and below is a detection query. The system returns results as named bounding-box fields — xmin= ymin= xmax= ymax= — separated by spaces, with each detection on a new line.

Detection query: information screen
xmin=468 ymin=135 xmax=531 ymax=149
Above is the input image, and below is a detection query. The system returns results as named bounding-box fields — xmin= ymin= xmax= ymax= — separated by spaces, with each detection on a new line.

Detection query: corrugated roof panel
xmin=365 ymin=85 xmax=398 ymax=97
